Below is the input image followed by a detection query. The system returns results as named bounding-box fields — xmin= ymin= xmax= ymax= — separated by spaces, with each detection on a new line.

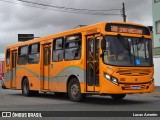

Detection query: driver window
xmin=103 ymin=39 xmax=116 ymax=63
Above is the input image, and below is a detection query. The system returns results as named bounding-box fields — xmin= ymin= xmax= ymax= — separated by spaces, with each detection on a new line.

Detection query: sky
xmin=0 ymin=0 xmax=153 ymax=60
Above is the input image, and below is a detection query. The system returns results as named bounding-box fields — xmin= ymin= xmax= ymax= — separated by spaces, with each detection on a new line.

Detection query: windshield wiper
xmin=117 ymin=34 xmax=130 ymax=51
xmin=138 ymin=36 xmax=144 ymax=45
xmin=116 ymin=34 xmax=133 ymax=63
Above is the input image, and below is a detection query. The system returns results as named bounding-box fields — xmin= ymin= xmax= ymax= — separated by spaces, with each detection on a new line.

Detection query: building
xmin=152 ymin=0 xmax=160 ymax=86
xmin=153 ymin=0 xmax=160 ymax=55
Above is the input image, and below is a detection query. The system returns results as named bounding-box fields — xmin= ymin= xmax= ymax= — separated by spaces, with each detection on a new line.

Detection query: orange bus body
xmin=3 ymin=22 xmax=154 ymax=101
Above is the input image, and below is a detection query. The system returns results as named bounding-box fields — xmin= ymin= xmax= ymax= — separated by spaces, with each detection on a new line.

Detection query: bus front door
xmin=11 ymin=50 xmax=17 ymax=88
xmin=43 ymin=44 xmax=51 ymax=90
xmin=86 ymin=35 xmax=100 ymax=92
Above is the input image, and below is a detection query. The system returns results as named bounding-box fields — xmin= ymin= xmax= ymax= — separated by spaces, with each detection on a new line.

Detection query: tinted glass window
xmin=44 ymin=47 xmax=50 ymax=65
xmin=18 ymin=46 xmax=28 ymax=65
xmin=20 ymin=46 xmax=28 ymax=55
xmin=53 ymin=38 xmax=63 ymax=62
xmin=102 ymin=36 xmax=152 ymax=67
xmin=28 ymin=43 xmax=40 ymax=64
xmin=156 ymin=20 xmax=160 ymax=34
xmin=65 ymin=34 xmax=82 ymax=60
xmin=6 ymin=49 xmax=10 ymax=67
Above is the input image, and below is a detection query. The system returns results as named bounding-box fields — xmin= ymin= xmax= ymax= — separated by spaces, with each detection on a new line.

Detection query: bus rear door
xmin=11 ymin=50 xmax=17 ymax=88
xmin=43 ymin=44 xmax=51 ymax=90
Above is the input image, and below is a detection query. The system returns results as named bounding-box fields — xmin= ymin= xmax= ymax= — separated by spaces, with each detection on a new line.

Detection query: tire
xmin=2 ymin=85 xmax=6 ymax=89
xmin=68 ymin=78 xmax=86 ymax=102
xmin=22 ymin=78 xmax=31 ymax=96
xmin=110 ymin=94 xmax=126 ymax=100
xmin=22 ymin=78 xmax=39 ymax=96
xmin=2 ymin=81 xmax=6 ymax=89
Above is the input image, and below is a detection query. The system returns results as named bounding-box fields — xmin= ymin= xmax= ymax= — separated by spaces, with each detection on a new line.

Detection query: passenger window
xmin=44 ymin=47 xmax=51 ymax=65
xmin=18 ymin=46 xmax=28 ymax=65
xmin=53 ymin=37 xmax=64 ymax=62
xmin=6 ymin=49 xmax=10 ymax=67
xmin=28 ymin=43 xmax=40 ymax=64
xmin=65 ymin=34 xmax=82 ymax=60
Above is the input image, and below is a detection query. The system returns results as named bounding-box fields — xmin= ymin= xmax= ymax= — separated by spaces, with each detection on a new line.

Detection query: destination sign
xmin=106 ymin=23 xmax=150 ymax=35
xmin=111 ymin=26 xmax=143 ymax=34
xmin=18 ymin=34 xmax=34 ymax=42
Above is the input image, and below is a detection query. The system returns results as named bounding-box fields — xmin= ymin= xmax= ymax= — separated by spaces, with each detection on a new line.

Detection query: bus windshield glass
xmin=102 ymin=36 xmax=152 ymax=67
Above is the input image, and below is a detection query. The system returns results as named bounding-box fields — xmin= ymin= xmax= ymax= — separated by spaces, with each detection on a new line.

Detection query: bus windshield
xmin=102 ymin=35 xmax=152 ymax=67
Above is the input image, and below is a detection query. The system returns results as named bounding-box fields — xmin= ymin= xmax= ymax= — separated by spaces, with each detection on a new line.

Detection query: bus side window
xmin=64 ymin=33 xmax=82 ymax=60
xmin=53 ymin=37 xmax=64 ymax=62
xmin=6 ymin=49 xmax=10 ymax=67
xmin=28 ymin=43 xmax=40 ymax=64
xmin=18 ymin=46 xmax=28 ymax=65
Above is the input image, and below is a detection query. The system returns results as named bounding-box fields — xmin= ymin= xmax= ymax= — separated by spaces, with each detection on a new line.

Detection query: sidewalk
xmin=136 ymin=86 xmax=160 ymax=97
xmin=153 ymin=86 xmax=160 ymax=96
xmin=154 ymin=86 xmax=160 ymax=92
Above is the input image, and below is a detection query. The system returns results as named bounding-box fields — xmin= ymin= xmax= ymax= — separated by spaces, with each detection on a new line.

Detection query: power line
xmin=18 ymin=0 xmax=121 ymax=12
xmin=0 ymin=0 xmax=122 ymax=16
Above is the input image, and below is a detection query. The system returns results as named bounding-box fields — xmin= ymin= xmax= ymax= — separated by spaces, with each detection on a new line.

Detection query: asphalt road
xmin=0 ymin=87 xmax=160 ymax=120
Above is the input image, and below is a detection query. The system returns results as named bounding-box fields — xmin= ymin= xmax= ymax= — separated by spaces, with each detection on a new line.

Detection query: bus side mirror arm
xmin=100 ymin=34 xmax=106 ymax=50
xmin=100 ymin=52 xmax=104 ymax=58
xmin=100 ymin=33 xmax=105 ymax=58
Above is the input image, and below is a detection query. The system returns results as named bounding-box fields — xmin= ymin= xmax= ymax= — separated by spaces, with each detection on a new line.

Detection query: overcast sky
xmin=0 ymin=0 xmax=152 ymax=60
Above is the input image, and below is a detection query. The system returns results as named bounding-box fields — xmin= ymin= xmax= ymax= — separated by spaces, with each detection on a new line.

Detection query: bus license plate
xmin=132 ymin=86 xmax=140 ymax=90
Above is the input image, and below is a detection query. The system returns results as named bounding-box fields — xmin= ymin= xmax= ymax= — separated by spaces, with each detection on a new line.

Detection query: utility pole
xmin=122 ymin=3 xmax=127 ymax=22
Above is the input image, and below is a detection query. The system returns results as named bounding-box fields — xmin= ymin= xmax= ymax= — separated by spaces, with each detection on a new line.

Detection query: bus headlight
xmin=104 ymin=72 xmax=119 ymax=86
xmin=150 ymin=78 xmax=154 ymax=85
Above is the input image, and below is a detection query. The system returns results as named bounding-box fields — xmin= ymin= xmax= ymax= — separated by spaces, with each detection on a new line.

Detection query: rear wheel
xmin=22 ymin=78 xmax=38 ymax=96
xmin=68 ymin=78 xmax=85 ymax=102
xmin=110 ymin=94 xmax=126 ymax=100
xmin=2 ymin=81 xmax=6 ymax=89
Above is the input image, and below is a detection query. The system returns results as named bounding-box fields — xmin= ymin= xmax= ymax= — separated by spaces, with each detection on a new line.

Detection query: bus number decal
xmin=86 ymin=29 xmax=98 ymax=35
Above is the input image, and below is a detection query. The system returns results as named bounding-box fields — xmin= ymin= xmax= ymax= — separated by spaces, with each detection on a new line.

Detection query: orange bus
xmin=3 ymin=22 xmax=154 ymax=101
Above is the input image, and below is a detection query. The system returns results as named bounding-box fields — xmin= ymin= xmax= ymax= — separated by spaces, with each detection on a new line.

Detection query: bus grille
xmin=116 ymin=69 xmax=151 ymax=76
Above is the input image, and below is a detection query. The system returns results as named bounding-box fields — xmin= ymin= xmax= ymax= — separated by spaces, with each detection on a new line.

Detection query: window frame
xmin=155 ymin=20 xmax=160 ymax=34
xmin=28 ymin=42 xmax=40 ymax=64
xmin=52 ymin=37 xmax=64 ymax=62
xmin=154 ymin=0 xmax=160 ymax=3
xmin=64 ymin=33 xmax=82 ymax=61
xmin=17 ymin=45 xmax=28 ymax=65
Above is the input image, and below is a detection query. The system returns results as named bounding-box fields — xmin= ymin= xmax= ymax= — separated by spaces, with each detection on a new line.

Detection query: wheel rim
xmin=71 ymin=84 xmax=79 ymax=98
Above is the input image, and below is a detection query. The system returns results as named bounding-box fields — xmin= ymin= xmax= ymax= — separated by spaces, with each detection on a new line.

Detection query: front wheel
xmin=110 ymin=94 xmax=126 ymax=100
xmin=68 ymin=78 xmax=85 ymax=102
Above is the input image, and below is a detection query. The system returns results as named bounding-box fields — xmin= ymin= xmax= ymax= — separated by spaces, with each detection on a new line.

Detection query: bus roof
xmin=5 ymin=21 xmax=149 ymax=49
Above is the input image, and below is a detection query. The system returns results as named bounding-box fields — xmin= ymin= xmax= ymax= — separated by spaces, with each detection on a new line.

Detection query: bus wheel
xmin=68 ymin=78 xmax=85 ymax=102
xmin=110 ymin=94 xmax=126 ymax=100
xmin=2 ymin=81 xmax=6 ymax=89
xmin=22 ymin=78 xmax=39 ymax=96
xmin=22 ymin=78 xmax=32 ymax=96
